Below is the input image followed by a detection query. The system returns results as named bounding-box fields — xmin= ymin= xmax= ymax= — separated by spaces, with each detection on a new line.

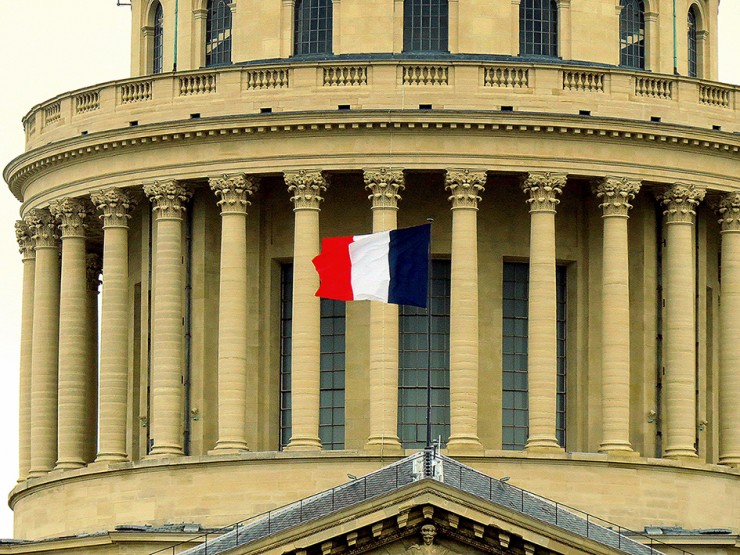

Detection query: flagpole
xmin=426 ymin=218 xmax=434 ymax=451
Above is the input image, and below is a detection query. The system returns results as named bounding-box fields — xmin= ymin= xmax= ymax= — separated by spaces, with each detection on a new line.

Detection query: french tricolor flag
xmin=312 ymin=224 xmax=430 ymax=308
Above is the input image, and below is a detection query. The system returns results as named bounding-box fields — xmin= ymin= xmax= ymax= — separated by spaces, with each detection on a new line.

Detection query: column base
xmin=664 ymin=448 xmax=698 ymax=460
xmin=598 ymin=440 xmax=635 ymax=454
xmin=446 ymin=436 xmax=484 ymax=456
xmin=364 ymin=435 xmax=403 ymax=454
xmin=148 ymin=444 xmax=185 ymax=457
xmin=54 ymin=459 xmax=86 ymax=470
xmin=285 ymin=436 xmax=323 ymax=451
xmin=525 ymin=435 xmax=564 ymax=453
xmin=94 ymin=452 xmax=129 ymax=463
xmin=719 ymin=454 xmax=740 ymax=467
xmin=209 ymin=441 xmax=250 ymax=455
xmin=27 ymin=468 xmax=52 ymax=479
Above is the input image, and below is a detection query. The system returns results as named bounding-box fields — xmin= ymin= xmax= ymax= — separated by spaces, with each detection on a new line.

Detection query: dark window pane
xmin=619 ymin=0 xmax=645 ymax=69
xmin=294 ymin=0 xmax=333 ymax=55
xmin=403 ymin=0 xmax=449 ymax=52
xmin=687 ymin=8 xmax=697 ymax=77
xmin=519 ymin=0 xmax=558 ymax=57
xmin=153 ymin=2 xmax=164 ymax=74
xmin=206 ymin=0 xmax=232 ymax=67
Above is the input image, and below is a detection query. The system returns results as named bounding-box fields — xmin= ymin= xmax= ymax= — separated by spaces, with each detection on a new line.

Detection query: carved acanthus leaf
xmin=144 ymin=180 xmax=193 ymax=219
xmin=364 ymin=168 xmax=405 ymax=209
xmin=24 ymin=208 xmax=59 ymax=248
xmin=592 ymin=176 xmax=641 ymax=217
xmin=717 ymin=192 xmax=740 ymax=232
xmin=15 ymin=221 xmax=35 ymax=259
xmin=285 ymin=170 xmax=328 ymax=210
xmin=91 ymin=188 xmax=135 ymax=228
xmin=658 ymin=183 xmax=705 ymax=224
xmin=49 ymin=198 xmax=92 ymax=238
xmin=209 ymin=174 xmax=259 ymax=214
xmin=445 ymin=169 xmax=486 ymax=209
xmin=521 ymin=172 xmax=567 ymax=212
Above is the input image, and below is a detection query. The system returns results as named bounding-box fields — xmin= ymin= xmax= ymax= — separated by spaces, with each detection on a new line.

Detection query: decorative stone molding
xmin=445 ymin=169 xmax=486 ymax=209
xmin=15 ymin=221 xmax=35 ymax=260
xmin=659 ymin=183 xmax=706 ymax=224
xmin=718 ymin=192 xmax=740 ymax=232
xmin=285 ymin=170 xmax=328 ymax=210
xmin=209 ymin=174 xmax=259 ymax=214
xmin=24 ymin=208 xmax=59 ymax=248
xmin=49 ymin=198 xmax=91 ymax=239
xmin=364 ymin=168 xmax=404 ymax=209
xmin=91 ymin=188 xmax=134 ymax=228
xmin=521 ymin=172 xmax=567 ymax=212
xmin=86 ymin=254 xmax=102 ymax=293
xmin=592 ymin=176 xmax=641 ymax=217
xmin=144 ymin=180 xmax=193 ymax=219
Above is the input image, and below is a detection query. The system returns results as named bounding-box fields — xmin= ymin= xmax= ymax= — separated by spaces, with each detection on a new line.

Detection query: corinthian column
xmin=284 ymin=170 xmax=326 ymax=451
xmin=364 ymin=168 xmax=404 ymax=452
xmin=16 ymin=222 xmax=35 ymax=481
xmin=717 ymin=193 xmax=740 ymax=466
xmin=26 ymin=208 xmax=60 ymax=477
xmin=144 ymin=181 xmax=193 ymax=457
xmin=593 ymin=177 xmax=641 ymax=454
xmin=50 ymin=199 xmax=92 ymax=469
xmin=210 ymin=174 xmax=258 ymax=453
xmin=659 ymin=184 xmax=704 ymax=459
xmin=445 ymin=169 xmax=486 ymax=454
xmin=91 ymin=188 xmax=133 ymax=462
xmin=521 ymin=172 xmax=567 ymax=452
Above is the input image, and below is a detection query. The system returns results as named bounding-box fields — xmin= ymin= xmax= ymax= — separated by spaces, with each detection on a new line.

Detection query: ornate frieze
xmin=445 ymin=169 xmax=486 ymax=209
xmin=49 ymin=198 xmax=91 ymax=239
xmin=592 ymin=176 xmax=641 ymax=217
xmin=717 ymin=192 xmax=740 ymax=232
xmin=364 ymin=168 xmax=405 ymax=209
xmin=144 ymin=180 xmax=193 ymax=219
xmin=521 ymin=172 xmax=567 ymax=212
xmin=86 ymin=253 xmax=102 ymax=293
xmin=91 ymin=188 xmax=134 ymax=228
xmin=209 ymin=174 xmax=259 ymax=214
xmin=285 ymin=170 xmax=328 ymax=210
xmin=24 ymin=208 xmax=59 ymax=248
xmin=15 ymin=221 xmax=35 ymax=259
xmin=658 ymin=183 xmax=706 ymax=224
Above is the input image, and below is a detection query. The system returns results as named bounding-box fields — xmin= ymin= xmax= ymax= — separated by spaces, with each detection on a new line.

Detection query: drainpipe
xmin=173 ymin=0 xmax=180 ymax=71
xmin=673 ymin=0 xmax=678 ymax=74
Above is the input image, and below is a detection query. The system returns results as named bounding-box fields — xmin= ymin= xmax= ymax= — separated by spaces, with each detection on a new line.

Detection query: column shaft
xmin=16 ymin=222 xmax=35 ymax=481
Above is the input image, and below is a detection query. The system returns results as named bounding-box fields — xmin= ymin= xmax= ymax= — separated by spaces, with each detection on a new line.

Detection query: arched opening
xmin=293 ymin=0 xmax=333 ymax=56
xmin=402 ymin=0 xmax=449 ymax=53
xmin=519 ymin=0 xmax=558 ymax=57
xmin=619 ymin=0 xmax=645 ymax=69
xmin=206 ymin=0 xmax=232 ymax=67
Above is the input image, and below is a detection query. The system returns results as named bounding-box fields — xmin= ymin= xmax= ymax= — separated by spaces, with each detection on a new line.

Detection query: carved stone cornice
xmin=24 ymin=208 xmax=59 ymax=249
xmin=592 ymin=176 xmax=641 ymax=217
xmin=285 ymin=170 xmax=328 ymax=211
xmin=91 ymin=187 xmax=134 ymax=228
xmin=658 ymin=183 xmax=705 ymax=224
xmin=445 ymin=169 xmax=486 ymax=209
xmin=49 ymin=198 xmax=91 ymax=239
xmin=209 ymin=174 xmax=259 ymax=214
xmin=521 ymin=172 xmax=567 ymax=213
xmin=86 ymin=254 xmax=102 ymax=293
xmin=144 ymin=180 xmax=193 ymax=220
xmin=718 ymin=192 xmax=740 ymax=232
xmin=364 ymin=168 xmax=405 ymax=209
xmin=15 ymin=221 xmax=35 ymax=260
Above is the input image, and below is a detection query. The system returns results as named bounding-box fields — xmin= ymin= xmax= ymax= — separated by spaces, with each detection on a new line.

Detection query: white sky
xmin=0 ymin=0 xmax=737 ymax=541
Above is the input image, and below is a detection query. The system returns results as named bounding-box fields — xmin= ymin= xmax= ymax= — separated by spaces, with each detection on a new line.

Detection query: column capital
xmin=144 ymin=180 xmax=193 ymax=220
xmin=364 ymin=168 xmax=405 ymax=209
xmin=521 ymin=172 xmax=567 ymax=213
xmin=86 ymin=254 xmax=102 ymax=293
xmin=717 ymin=192 xmax=740 ymax=232
xmin=592 ymin=176 xmax=641 ymax=217
xmin=91 ymin=188 xmax=135 ymax=228
xmin=15 ymin=221 xmax=36 ymax=260
xmin=659 ymin=183 xmax=705 ymax=224
xmin=285 ymin=170 xmax=328 ymax=210
xmin=49 ymin=198 xmax=91 ymax=239
xmin=209 ymin=174 xmax=259 ymax=214
xmin=24 ymin=208 xmax=59 ymax=248
xmin=445 ymin=169 xmax=486 ymax=209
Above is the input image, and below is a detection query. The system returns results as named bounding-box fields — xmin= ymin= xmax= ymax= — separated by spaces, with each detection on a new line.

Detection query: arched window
xmin=687 ymin=7 xmax=698 ymax=77
xmin=294 ymin=0 xmax=333 ymax=56
xmin=153 ymin=1 xmax=164 ymax=74
xmin=519 ymin=0 xmax=558 ymax=57
xmin=403 ymin=0 xmax=449 ymax=53
xmin=620 ymin=0 xmax=645 ymax=69
xmin=206 ymin=0 xmax=232 ymax=67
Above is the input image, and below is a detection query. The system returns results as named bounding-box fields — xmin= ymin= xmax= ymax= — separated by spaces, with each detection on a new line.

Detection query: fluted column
xmin=26 ymin=208 xmax=61 ymax=477
xmin=593 ymin=177 xmax=641 ymax=454
xmin=521 ymin=172 xmax=567 ymax=452
xmin=50 ymin=199 xmax=92 ymax=469
xmin=144 ymin=181 xmax=193 ymax=457
xmin=91 ymin=188 xmax=134 ymax=462
xmin=364 ymin=168 xmax=404 ymax=452
xmin=85 ymin=254 xmax=101 ymax=463
xmin=717 ymin=193 xmax=740 ymax=466
xmin=659 ymin=184 xmax=704 ymax=459
xmin=445 ymin=169 xmax=486 ymax=454
xmin=284 ymin=170 xmax=327 ymax=451
xmin=210 ymin=174 xmax=258 ymax=453
xmin=15 ymin=222 xmax=35 ymax=481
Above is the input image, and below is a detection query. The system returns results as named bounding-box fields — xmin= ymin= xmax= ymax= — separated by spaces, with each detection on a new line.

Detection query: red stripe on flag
xmin=312 ymin=235 xmax=355 ymax=301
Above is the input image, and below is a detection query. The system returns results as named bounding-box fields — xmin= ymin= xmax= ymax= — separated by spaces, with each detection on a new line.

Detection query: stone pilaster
xmin=144 ymin=180 xmax=193 ymax=457
xmin=284 ymin=170 xmax=327 ymax=451
xmin=363 ymin=168 xmax=404 ymax=452
xmin=593 ymin=176 xmax=641 ymax=455
xmin=25 ymin=208 xmax=61 ymax=477
xmin=718 ymin=192 xmax=740 ymax=466
xmin=658 ymin=183 xmax=705 ymax=459
xmin=445 ymin=169 xmax=486 ymax=454
xmin=16 ymin=221 xmax=35 ymax=481
xmin=210 ymin=174 xmax=258 ymax=453
xmin=91 ymin=188 xmax=134 ymax=462
xmin=521 ymin=172 xmax=567 ymax=452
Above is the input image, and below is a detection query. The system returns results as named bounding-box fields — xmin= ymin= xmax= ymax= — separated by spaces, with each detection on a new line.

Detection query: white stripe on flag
xmin=349 ymin=231 xmax=391 ymax=302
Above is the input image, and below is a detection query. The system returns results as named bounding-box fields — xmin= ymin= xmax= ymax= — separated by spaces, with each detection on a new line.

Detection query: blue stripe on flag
xmin=387 ymin=224 xmax=431 ymax=308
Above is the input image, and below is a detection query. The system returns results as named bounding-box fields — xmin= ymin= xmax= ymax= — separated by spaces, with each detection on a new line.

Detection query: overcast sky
xmin=0 ymin=0 xmax=737 ymax=541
